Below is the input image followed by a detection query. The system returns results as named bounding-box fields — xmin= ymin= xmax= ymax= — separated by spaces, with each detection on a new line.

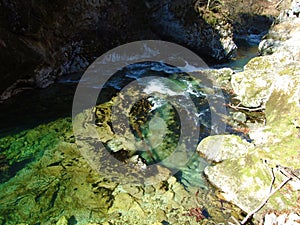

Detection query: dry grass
xmin=223 ymin=0 xmax=282 ymax=16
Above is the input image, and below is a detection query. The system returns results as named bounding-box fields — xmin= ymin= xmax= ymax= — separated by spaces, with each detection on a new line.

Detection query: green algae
xmin=0 ymin=118 xmax=73 ymax=182
xmin=0 ymin=142 xmax=115 ymax=224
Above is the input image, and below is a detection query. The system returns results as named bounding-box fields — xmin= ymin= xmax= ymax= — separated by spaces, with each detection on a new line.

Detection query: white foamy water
xmin=100 ymin=44 xmax=160 ymax=64
xmin=148 ymin=97 xmax=167 ymax=112
xmin=177 ymin=61 xmax=206 ymax=72
xmin=143 ymin=79 xmax=185 ymax=96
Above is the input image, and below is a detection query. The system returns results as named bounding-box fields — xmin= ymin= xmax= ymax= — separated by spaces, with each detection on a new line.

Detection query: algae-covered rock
xmin=197 ymin=135 xmax=253 ymax=162
xmin=0 ymin=142 xmax=115 ymax=224
xmin=232 ymin=16 xmax=300 ymax=109
xmin=231 ymin=55 xmax=275 ymax=107
xmin=206 ymin=83 xmax=299 ymax=215
xmin=199 ymin=67 xmax=234 ymax=88
xmin=0 ymin=118 xmax=73 ymax=183
xmin=231 ymin=49 xmax=300 ymax=108
xmin=0 ymin=129 xmax=237 ymax=225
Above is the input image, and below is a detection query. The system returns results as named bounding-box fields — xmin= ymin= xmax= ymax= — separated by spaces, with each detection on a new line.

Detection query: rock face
xmin=0 ymin=0 xmax=278 ymax=101
xmin=0 ymin=0 xmax=156 ymax=99
xmin=202 ymin=6 xmax=300 ymax=222
xmin=148 ymin=0 xmax=237 ymax=60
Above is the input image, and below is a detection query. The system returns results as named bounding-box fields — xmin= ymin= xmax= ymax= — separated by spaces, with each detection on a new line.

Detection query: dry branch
xmin=240 ymin=176 xmax=291 ymax=224
xmin=240 ymin=165 xmax=297 ymax=224
xmin=226 ymin=103 xmax=265 ymax=112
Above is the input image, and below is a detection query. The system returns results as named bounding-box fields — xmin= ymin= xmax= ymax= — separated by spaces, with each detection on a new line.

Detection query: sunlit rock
xmin=197 ymin=135 xmax=253 ymax=162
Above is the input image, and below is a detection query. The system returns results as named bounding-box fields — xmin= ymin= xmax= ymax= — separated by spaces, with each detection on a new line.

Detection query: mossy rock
xmin=205 ymin=152 xmax=299 ymax=219
xmin=205 ymin=73 xmax=300 ymax=220
xmin=197 ymin=134 xmax=253 ymax=162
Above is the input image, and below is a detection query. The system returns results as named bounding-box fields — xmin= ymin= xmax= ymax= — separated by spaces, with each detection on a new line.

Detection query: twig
xmin=231 ymin=215 xmax=241 ymax=225
xmin=226 ymin=103 xmax=265 ymax=112
xmin=194 ymin=189 xmax=202 ymax=207
xmin=263 ymin=159 xmax=275 ymax=193
xmin=275 ymin=0 xmax=285 ymax=8
xmin=277 ymin=165 xmax=300 ymax=181
xmin=206 ymin=0 xmax=211 ymax=9
xmin=269 ymin=167 xmax=275 ymax=193
xmin=240 ymin=176 xmax=291 ymax=224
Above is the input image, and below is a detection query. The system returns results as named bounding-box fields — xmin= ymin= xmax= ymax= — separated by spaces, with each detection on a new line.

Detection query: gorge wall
xmin=0 ymin=0 xmax=277 ymax=100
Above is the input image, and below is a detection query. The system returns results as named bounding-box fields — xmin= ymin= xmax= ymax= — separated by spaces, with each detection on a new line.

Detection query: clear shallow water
xmin=213 ymin=40 xmax=259 ymax=71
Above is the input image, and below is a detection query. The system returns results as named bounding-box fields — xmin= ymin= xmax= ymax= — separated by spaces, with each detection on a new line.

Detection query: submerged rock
xmin=0 ymin=117 xmax=245 ymax=225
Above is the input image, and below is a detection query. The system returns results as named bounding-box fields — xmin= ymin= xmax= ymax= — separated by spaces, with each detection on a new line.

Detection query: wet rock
xmin=108 ymin=192 xmax=142 ymax=214
xmin=0 ymin=115 xmax=248 ymax=224
xmin=0 ymin=142 xmax=116 ymax=224
xmin=258 ymin=39 xmax=282 ymax=55
xmin=0 ymin=118 xmax=73 ymax=183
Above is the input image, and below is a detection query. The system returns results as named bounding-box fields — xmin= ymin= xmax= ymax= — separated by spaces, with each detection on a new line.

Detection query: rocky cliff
xmin=0 ymin=0 xmax=276 ymax=100
xmin=198 ymin=1 xmax=300 ymax=223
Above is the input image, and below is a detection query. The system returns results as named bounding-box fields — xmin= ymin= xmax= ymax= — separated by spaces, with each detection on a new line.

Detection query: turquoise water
xmin=213 ymin=40 xmax=259 ymax=71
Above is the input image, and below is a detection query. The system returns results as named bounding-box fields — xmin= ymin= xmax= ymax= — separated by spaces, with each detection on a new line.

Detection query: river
xmin=0 ymin=40 xmax=258 ymax=224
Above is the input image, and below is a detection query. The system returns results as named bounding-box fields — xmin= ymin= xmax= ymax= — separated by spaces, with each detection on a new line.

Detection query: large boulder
xmin=203 ymin=14 xmax=300 ymax=221
xmin=197 ymin=134 xmax=252 ymax=163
